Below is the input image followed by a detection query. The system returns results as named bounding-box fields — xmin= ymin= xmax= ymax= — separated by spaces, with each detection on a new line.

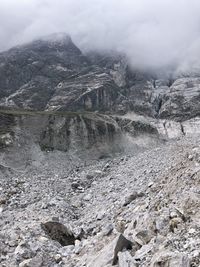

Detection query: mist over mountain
xmin=1 ymin=0 xmax=200 ymax=71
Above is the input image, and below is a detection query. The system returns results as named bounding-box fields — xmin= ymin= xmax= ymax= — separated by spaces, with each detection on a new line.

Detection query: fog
xmin=1 ymin=0 xmax=200 ymax=70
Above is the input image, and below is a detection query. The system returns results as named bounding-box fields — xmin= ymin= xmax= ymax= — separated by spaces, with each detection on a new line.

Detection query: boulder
xmin=41 ymin=221 xmax=76 ymax=246
xmin=150 ymin=251 xmax=190 ymax=267
xmin=123 ymin=191 xmax=145 ymax=206
xmin=88 ymin=234 xmax=135 ymax=267
xmin=118 ymin=251 xmax=136 ymax=267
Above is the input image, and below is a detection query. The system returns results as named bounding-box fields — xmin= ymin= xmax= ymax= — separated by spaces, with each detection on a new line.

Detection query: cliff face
xmin=0 ymin=34 xmax=88 ymax=110
xmin=0 ymin=110 xmax=161 ymax=169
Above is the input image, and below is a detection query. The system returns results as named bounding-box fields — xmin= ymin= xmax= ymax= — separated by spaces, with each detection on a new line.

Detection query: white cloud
xmin=1 ymin=0 xmax=200 ymax=70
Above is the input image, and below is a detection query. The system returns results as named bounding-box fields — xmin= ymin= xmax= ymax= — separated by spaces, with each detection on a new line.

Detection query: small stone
xmin=59 ymin=245 xmax=75 ymax=257
xmin=123 ymin=192 xmax=144 ymax=206
xmin=19 ymin=259 xmax=31 ymax=267
xmin=188 ymin=154 xmax=194 ymax=160
xmin=169 ymin=218 xmax=182 ymax=233
xmin=83 ymin=194 xmax=92 ymax=201
xmin=1 ymin=254 xmax=9 ymax=261
xmin=8 ymin=239 xmax=18 ymax=247
xmin=116 ymin=219 xmax=126 ymax=233
xmin=52 ymin=217 xmax=59 ymax=222
xmin=15 ymin=242 xmax=33 ymax=259
xmin=38 ymin=236 xmax=48 ymax=243
xmin=77 ymin=186 xmax=85 ymax=192
xmin=71 ymin=182 xmax=80 ymax=189
xmin=54 ymin=254 xmax=62 ymax=263
xmin=188 ymin=228 xmax=196 ymax=234
xmin=74 ymin=240 xmax=82 ymax=254
xmin=72 ymin=200 xmax=82 ymax=208
xmin=86 ymin=174 xmax=94 ymax=180
xmin=29 ymin=255 xmax=44 ymax=267
xmin=102 ymin=224 xmax=114 ymax=236
xmin=148 ymin=182 xmax=154 ymax=187
xmin=118 ymin=251 xmax=136 ymax=267
xmin=170 ymin=211 xmax=178 ymax=219
xmin=134 ymin=243 xmax=153 ymax=261
xmin=29 ymin=242 xmax=40 ymax=254
xmin=103 ymin=163 xmax=110 ymax=170
xmin=135 ymin=230 xmax=154 ymax=245
xmin=0 ymin=198 xmax=7 ymax=205
xmin=97 ymin=210 xmax=106 ymax=220
xmin=191 ymin=250 xmax=199 ymax=258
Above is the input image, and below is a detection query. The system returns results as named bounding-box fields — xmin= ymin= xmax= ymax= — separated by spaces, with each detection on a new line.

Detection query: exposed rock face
xmin=46 ymin=70 xmax=120 ymax=112
xmin=39 ymin=113 xmax=121 ymax=154
xmin=0 ymin=33 xmax=200 ymax=123
xmin=159 ymin=77 xmax=200 ymax=121
xmin=0 ymin=110 xmax=161 ymax=165
xmin=0 ymin=33 xmax=89 ymax=110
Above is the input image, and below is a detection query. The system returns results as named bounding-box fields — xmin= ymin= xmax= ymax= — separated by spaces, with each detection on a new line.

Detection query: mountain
xmin=0 ymin=34 xmax=200 ymax=267
xmin=0 ymin=33 xmax=199 ymax=121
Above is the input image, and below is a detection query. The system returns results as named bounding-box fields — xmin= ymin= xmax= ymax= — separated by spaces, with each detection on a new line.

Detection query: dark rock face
xmin=0 ymin=34 xmax=89 ymax=110
xmin=39 ymin=113 xmax=120 ymax=153
xmin=0 ymin=114 xmax=15 ymax=148
xmin=0 ymin=34 xmax=200 ymax=121
xmin=0 ymin=110 xmax=160 ymax=162
xmin=159 ymin=78 xmax=200 ymax=121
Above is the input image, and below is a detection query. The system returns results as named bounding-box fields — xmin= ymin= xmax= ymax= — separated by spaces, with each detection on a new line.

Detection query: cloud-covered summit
xmin=1 ymin=0 xmax=200 ymax=71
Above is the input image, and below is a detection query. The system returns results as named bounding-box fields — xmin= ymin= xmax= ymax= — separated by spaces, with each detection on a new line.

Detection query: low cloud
xmin=1 ymin=0 xmax=200 ymax=70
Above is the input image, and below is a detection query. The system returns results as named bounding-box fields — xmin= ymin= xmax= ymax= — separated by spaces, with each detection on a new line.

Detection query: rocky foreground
xmin=0 ymin=133 xmax=199 ymax=267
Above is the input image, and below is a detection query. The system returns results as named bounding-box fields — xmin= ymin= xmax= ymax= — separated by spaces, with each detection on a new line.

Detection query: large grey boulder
xmin=88 ymin=234 xmax=136 ymax=267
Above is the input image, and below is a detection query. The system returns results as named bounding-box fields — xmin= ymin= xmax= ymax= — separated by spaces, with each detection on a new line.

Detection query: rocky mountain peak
xmin=27 ymin=33 xmax=82 ymax=55
xmin=40 ymin=32 xmax=72 ymax=44
xmin=0 ymin=34 xmax=200 ymax=121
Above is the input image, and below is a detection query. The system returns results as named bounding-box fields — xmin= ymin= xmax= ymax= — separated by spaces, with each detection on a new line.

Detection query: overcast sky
xmin=1 ymin=0 xmax=200 ymax=70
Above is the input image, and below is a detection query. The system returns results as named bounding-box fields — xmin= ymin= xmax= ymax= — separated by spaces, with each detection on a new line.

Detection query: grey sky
xmin=1 ymin=0 xmax=200 ymax=70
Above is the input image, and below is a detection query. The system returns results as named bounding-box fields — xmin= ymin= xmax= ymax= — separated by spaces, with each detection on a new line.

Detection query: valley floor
xmin=0 ymin=135 xmax=200 ymax=267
